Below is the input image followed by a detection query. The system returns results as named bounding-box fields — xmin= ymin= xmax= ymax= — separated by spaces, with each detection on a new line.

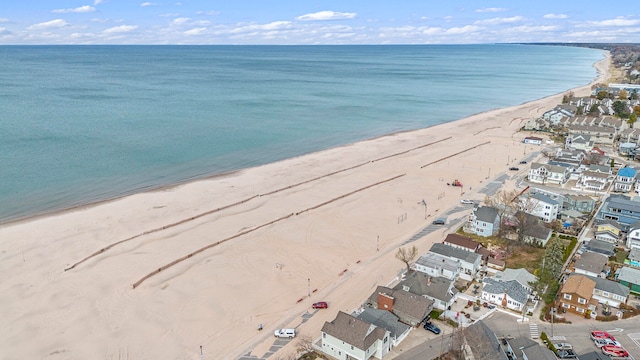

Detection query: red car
xmin=590 ymin=330 xmax=615 ymax=341
xmin=312 ymin=301 xmax=328 ymax=309
xmin=602 ymin=345 xmax=628 ymax=357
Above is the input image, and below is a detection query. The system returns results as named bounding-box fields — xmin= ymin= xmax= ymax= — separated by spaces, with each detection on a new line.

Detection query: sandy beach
xmin=0 ymin=52 xmax=609 ymax=360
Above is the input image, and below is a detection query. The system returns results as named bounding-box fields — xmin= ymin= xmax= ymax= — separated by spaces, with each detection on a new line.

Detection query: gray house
xmin=321 ymin=311 xmax=390 ymax=360
xmin=429 ymin=243 xmax=482 ymax=281
xmin=395 ymin=271 xmax=458 ymax=311
xmin=586 ymin=239 xmax=615 ymax=257
xmin=481 ymin=278 xmax=529 ymax=312
xmin=466 ymin=206 xmax=500 ymax=237
xmin=564 ymin=194 xmax=597 ymax=213
xmin=357 ymin=308 xmax=411 ymax=347
xmin=413 ymin=252 xmax=461 ymax=281
xmin=366 ymin=286 xmax=434 ymax=327
xmin=573 ymin=252 xmax=609 ymax=278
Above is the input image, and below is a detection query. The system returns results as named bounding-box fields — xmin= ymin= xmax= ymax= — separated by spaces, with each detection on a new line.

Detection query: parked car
xmin=312 ymin=301 xmax=328 ymax=309
xmin=460 ymin=199 xmax=475 ymax=205
xmin=274 ymin=328 xmax=296 ymax=338
xmin=602 ymin=345 xmax=628 ymax=357
xmin=519 ymin=160 xmax=527 ymax=164
xmin=590 ymin=330 xmax=615 ymax=341
xmin=553 ymin=343 xmax=573 ymax=350
xmin=594 ymin=337 xmax=621 ymax=348
xmin=432 ymin=218 xmax=446 ymax=225
xmin=556 ymin=349 xmax=578 ymax=359
xmin=423 ymin=321 xmax=441 ymax=334
xmin=508 ymin=167 xmax=519 ymax=171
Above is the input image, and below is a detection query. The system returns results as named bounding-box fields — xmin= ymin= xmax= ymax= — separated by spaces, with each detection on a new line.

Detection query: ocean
xmin=0 ymin=45 xmax=602 ymax=224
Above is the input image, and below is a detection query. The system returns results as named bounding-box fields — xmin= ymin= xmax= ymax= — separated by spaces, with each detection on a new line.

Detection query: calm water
xmin=0 ymin=45 xmax=602 ymax=223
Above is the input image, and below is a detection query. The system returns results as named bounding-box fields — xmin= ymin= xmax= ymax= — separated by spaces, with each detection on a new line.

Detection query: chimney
xmin=427 ymin=276 xmax=431 ymax=286
xmin=377 ymin=292 xmax=395 ymax=312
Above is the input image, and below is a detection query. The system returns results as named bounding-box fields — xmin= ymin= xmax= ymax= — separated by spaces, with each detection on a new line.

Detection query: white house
xmin=566 ymin=134 xmax=594 ymax=151
xmin=579 ymin=170 xmax=610 ymax=192
xmin=321 ymin=311 xmax=390 ymax=360
xmin=521 ymin=192 xmax=560 ymax=223
xmin=523 ymin=136 xmax=543 ymax=145
xmin=627 ymin=220 xmax=640 ymax=250
xmin=614 ymin=167 xmax=638 ymax=193
xmin=465 ymin=206 xmax=500 ymax=237
xmin=481 ymin=278 xmax=529 ymax=312
xmin=528 ymin=162 xmax=571 ymax=185
xmin=413 ymin=252 xmax=461 ymax=281
xmin=491 ymin=268 xmax=537 ymax=294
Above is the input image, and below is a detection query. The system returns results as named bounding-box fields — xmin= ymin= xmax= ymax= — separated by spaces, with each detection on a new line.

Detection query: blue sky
xmin=1 ymin=0 xmax=639 ymax=44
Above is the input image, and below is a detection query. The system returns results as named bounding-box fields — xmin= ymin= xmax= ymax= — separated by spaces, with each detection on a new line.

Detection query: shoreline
xmin=0 ymin=53 xmax=610 ymax=360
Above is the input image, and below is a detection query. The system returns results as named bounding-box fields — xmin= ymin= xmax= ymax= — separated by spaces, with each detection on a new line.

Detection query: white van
xmin=274 ymin=328 xmax=296 ymax=338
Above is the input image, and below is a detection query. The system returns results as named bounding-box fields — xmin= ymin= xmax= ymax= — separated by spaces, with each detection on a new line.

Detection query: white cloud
xmin=94 ymin=0 xmax=105 ymax=4
xmin=140 ymin=2 xmax=157 ymax=7
xmin=296 ymin=11 xmax=357 ymax=21
xmin=476 ymin=8 xmax=506 ymax=13
xmin=102 ymin=24 xmax=138 ymax=33
xmin=27 ymin=19 xmax=70 ymax=30
xmin=172 ymin=17 xmax=191 ymax=25
xmin=475 ymin=16 xmax=524 ymax=25
xmin=587 ymin=18 xmax=640 ymax=27
xmin=504 ymin=25 xmax=559 ymax=33
xmin=184 ymin=27 xmax=206 ymax=35
xmin=0 ymin=18 xmax=9 ymax=23
xmin=543 ymin=13 xmax=568 ymax=19
xmin=229 ymin=21 xmax=292 ymax=34
xmin=196 ymin=11 xmax=221 ymax=16
xmin=0 ymin=27 xmax=11 ymax=36
xmin=53 ymin=5 xmax=96 ymax=14
xmin=445 ymin=25 xmax=481 ymax=35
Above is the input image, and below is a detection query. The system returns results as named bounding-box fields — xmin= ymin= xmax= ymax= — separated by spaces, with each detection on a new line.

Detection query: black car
xmin=509 ymin=167 xmax=519 ymax=171
xmin=432 ymin=218 xmax=445 ymax=225
xmin=519 ymin=160 xmax=527 ymax=164
xmin=556 ymin=349 xmax=578 ymax=359
xmin=423 ymin=321 xmax=441 ymax=334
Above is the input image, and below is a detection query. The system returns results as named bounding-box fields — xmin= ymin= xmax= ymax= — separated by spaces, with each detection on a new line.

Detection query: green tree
xmin=561 ymin=92 xmax=573 ymax=104
xmin=629 ymin=113 xmax=638 ymax=128
xmin=631 ymin=90 xmax=638 ymax=100
xmin=542 ymin=237 xmax=565 ymax=279
xmin=588 ymin=104 xmax=600 ymax=114
xmin=613 ymin=100 xmax=630 ymax=118
xmin=597 ymin=90 xmax=608 ymax=100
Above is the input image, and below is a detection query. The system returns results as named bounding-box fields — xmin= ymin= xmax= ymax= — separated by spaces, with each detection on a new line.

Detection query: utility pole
xmin=377 ymin=235 xmax=379 ymax=252
xmin=308 ymin=278 xmax=310 ymax=297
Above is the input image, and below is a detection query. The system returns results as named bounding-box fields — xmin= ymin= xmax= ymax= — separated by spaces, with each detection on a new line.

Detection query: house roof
xmin=522 ymin=223 xmax=551 ymax=240
xmin=588 ymin=164 xmax=611 ymax=173
xmin=357 ymin=308 xmax=410 ymax=339
xmin=482 ymin=278 xmax=529 ymax=304
xmin=430 ymin=243 xmax=482 ymax=264
xmin=618 ymin=166 xmax=637 ymax=178
xmin=415 ymin=252 xmax=461 ymax=273
xmin=574 ymin=252 xmax=608 ymax=274
xmin=394 ymin=272 xmax=457 ymax=302
xmin=578 ymin=351 xmax=610 ymax=360
xmin=531 ymin=162 xmax=568 ymax=174
xmin=595 ymin=218 xmax=622 ymax=230
xmin=521 ymin=345 xmax=557 ymax=360
xmin=443 ymin=233 xmax=480 ymax=251
xmin=561 ymin=274 xmax=596 ymax=299
xmin=629 ymin=248 xmax=640 ymax=262
xmin=582 ymin=170 xmax=610 ymax=180
xmin=630 ymin=219 xmax=640 ymax=231
xmin=464 ymin=321 xmax=509 ymax=360
xmin=475 ymin=206 xmax=500 ymax=223
xmin=367 ymin=286 xmax=434 ymax=322
xmin=586 ymin=239 xmax=615 ymax=256
xmin=616 ymin=266 xmax=640 ymax=285
xmin=321 ymin=311 xmax=387 ymax=350
xmin=587 ymin=274 xmax=630 ymax=298
xmin=506 ymin=337 xmax=537 ymax=359
xmin=492 ymin=268 xmax=537 ymax=288
xmin=606 ymin=195 xmax=640 ymax=214
xmin=529 ymin=192 xmax=559 ymax=206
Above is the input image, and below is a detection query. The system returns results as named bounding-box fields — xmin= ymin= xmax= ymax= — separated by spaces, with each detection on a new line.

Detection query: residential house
xmin=615 ymin=266 xmax=640 ymax=294
xmin=579 ymin=351 xmax=612 ymax=360
xmin=521 ymin=223 xmax=552 ymax=247
xmin=572 ymin=252 xmax=609 ymax=278
xmin=481 ymin=278 xmax=529 ymax=312
xmin=523 ymin=136 xmax=543 ymax=145
xmin=625 ymin=248 xmax=640 ymax=268
xmin=596 ymin=194 xmax=640 ymax=231
xmin=528 ymin=162 xmax=571 ymax=186
xmin=394 ymin=272 xmax=458 ymax=311
xmin=619 ymin=128 xmax=640 ymax=144
xmin=579 ymin=170 xmax=610 ymax=192
xmin=590 ymin=274 xmax=629 ymax=308
xmin=462 ymin=321 xmax=509 ymax=360
xmin=429 ymin=243 xmax=482 ymax=281
xmin=366 ymin=286 xmax=434 ymax=327
xmin=619 ymin=142 xmax=637 ymax=156
xmin=522 ymin=192 xmax=560 ymax=223
xmin=565 ymin=133 xmax=594 ymax=151
xmin=491 ymin=268 xmax=537 ymax=294
xmin=627 ymin=220 xmax=640 ymax=250
xmin=320 ymin=311 xmax=390 ymax=360
xmin=465 ymin=206 xmax=500 ymax=237
xmin=586 ymin=239 xmax=615 ymax=257
xmin=567 ymin=125 xmax=616 ymax=146
xmin=558 ymin=274 xmax=598 ymax=317
xmin=555 ymin=148 xmax=586 ymax=166
xmin=562 ymin=194 xmax=596 ymax=214
xmin=413 ymin=252 xmax=461 ymax=281
xmin=594 ymin=219 xmax=622 ymax=244
xmin=614 ymin=167 xmax=638 ymax=193
xmin=357 ymin=309 xmax=411 ymax=347
xmin=542 ymin=108 xmax=573 ymax=125
xmin=442 ymin=233 xmax=481 ymax=252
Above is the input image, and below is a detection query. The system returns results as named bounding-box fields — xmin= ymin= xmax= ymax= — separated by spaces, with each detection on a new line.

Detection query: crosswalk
xmin=529 ymin=323 xmax=539 ymax=339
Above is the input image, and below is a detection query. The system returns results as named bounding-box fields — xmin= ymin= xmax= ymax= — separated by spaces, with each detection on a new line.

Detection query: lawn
xmin=503 ymin=244 xmax=545 ymax=274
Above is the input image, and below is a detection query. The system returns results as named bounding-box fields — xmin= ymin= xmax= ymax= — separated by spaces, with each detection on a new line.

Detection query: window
xmin=578 ymin=298 xmax=586 ymax=304
xmin=562 ymin=303 xmax=570 ymax=308
xmin=577 ymin=307 xmax=585 ymax=313
xmin=601 ymin=291 xmax=610 ymax=297
xmin=563 ymin=294 xmax=572 ymax=300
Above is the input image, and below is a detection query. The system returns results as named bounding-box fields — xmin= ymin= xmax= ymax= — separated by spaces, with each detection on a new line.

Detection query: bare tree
xmin=396 ymin=245 xmax=418 ymax=274
xmin=483 ymin=189 xmax=520 ymax=237
xmin=295 ymin=334 xmax=315 ymax=355
xmin=514 ymin=195 xmax=541 ymax=244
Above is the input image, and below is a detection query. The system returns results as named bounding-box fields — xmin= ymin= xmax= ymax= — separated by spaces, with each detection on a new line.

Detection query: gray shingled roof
xmin=521 ymin=345 xmax=557 ymax=360
xmin=367 ymin=286 xmax=434 ymax=322
xmin=357 ymin=308 xmax=410 ymax=339
xmin=464 ymin=321 xmax=509 ymax=360
xmin=585 ymin=274 xmax=630 ymax=298
xmin=616 ymin=266 xmax=640 ymax=285
xmin=492 ymin=269 xmax=536 ymax=288
xmin=523 ymin=223 xmax=551 ymax=240
xmin=475 ymin=206 xmax=499 ymax=224
xmin=394 ymin=272 xmax=457 ymax=302
xmin=415 ymin=252 xmax=461 ymax=273
xmin=429 ymin=243 xmax=481 ymax=264
xmin=629 ymin=248 xmax=640 ymax=262
xmin=482 ymin=278 xmax=529 ymax=305
xmin=586 ymin=239 xmax=615 ymax=256
xmin=530 ymin=192 xmax=559 ymax=206
xmin=574 ymin=252 xmax=608 ymax=274
xmin=321 ymin=311 xmax=386 ymax=350
xmin=606 ymin=195 xmax=640 ymax=213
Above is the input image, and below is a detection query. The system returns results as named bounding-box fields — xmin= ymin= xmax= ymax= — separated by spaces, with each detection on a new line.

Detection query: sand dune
xmin=0 ymin=52 xmax=609 ymax=360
